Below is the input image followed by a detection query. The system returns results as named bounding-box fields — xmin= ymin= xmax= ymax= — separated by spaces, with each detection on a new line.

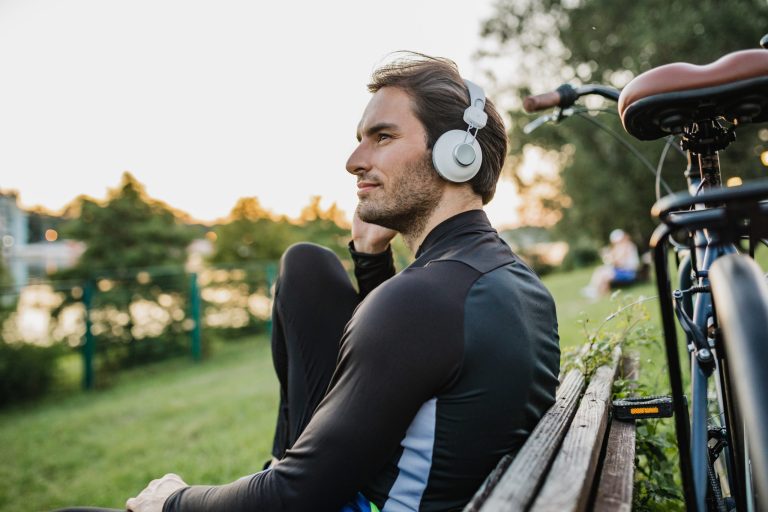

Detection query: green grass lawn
xmin=0 ymin=265 xmax=669 ymax=511
xmin=542 ymin=265 xmax=658 ymax=348
xmin=544 ymin=267 xmax=675 ymax=391
xmin=0 ymin=337 xmax=278 ymax=511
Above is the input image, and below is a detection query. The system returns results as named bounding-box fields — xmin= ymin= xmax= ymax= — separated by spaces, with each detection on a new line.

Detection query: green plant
xmin=561 ymin=292 xmax=655 ymax=380
xmin=631 ymin=411 xmax=684 ymax=510
xmin=560 ymin=293 xmax=684 ymax=510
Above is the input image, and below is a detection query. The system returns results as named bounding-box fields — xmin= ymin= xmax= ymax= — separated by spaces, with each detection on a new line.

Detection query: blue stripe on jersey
xmin=382 ymin=398 xmax=437 ymax=511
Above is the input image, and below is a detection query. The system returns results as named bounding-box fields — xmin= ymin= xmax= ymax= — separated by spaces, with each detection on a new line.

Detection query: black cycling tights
xmin=269 ymin=243 xmax=360 ymax=458
xmin=52 ymin=243 xmax=358 ymax=512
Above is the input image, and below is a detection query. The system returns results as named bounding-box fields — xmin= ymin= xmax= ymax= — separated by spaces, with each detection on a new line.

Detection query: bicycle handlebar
xmin=523 ymin=84 xmax=621 ymax=113
xmin=523 ymin=84 xmax=578 ymax=112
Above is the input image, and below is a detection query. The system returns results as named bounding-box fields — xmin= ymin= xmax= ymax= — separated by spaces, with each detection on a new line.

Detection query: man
xmin=126 ymin=54 xmax=560 ymax=512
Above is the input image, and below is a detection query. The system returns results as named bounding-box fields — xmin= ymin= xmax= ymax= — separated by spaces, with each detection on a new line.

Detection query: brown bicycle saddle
xmin=619 ymin=49 xmax=768 ymax=140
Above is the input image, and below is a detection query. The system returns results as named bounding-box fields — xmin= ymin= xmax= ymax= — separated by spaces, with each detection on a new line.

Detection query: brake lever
xmin=523 ymin=107 xmax=574 ymax=134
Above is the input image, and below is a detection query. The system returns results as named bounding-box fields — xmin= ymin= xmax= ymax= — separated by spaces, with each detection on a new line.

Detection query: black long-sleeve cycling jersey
xmin=164 ymin=209 xmax=560 ymax=512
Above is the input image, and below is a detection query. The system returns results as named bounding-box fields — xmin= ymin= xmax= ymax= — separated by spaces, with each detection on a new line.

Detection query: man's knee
xmin=280 ymin=243 xmax=340 ymax=277
xmin=278 ymin=243 xmax=350 ymax=294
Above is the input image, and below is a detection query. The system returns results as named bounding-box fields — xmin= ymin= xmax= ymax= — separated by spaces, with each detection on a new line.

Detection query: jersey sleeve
xmin=348 ymin=241 xmax=396 ymax=299
xmin=163 ymin=273 xmax=463 ymax=511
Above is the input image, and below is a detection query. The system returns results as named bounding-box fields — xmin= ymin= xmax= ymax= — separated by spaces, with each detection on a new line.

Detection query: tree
xmin=206 ymin=196 xmax=352 ymax=337
xmin=26 ymin=207 xmax=65 ymax=243
xmin=55 ymin=172 xmax=197 ymax=370
xmin=298 ymin=196 xmax=351 ymax=260
xmin=211 ymin=196 xmax=352 ymax=265
xmin=61 ymin=172 xmax=194 ymax=275
xmin=209 ymin=197 xmax=297 ymax=264
xmin=479 ymin=0 xmax=768 ymax=247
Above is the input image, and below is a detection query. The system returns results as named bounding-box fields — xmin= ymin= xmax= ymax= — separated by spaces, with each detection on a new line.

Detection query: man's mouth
xmin=357 ymin=181 xmax=380 ymax=195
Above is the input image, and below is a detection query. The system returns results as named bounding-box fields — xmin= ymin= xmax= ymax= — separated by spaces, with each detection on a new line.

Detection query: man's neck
xmin=402 ymin=188 xmax=483 ymax=254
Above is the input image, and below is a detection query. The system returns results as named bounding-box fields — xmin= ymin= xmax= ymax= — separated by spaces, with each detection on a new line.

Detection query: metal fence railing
xmin=0 ymin=261 xmax=277 ymax=391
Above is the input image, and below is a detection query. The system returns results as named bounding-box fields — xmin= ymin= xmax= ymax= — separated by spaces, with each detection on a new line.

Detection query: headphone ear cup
xmin=431 ymin=130 xmax=482 ymax=183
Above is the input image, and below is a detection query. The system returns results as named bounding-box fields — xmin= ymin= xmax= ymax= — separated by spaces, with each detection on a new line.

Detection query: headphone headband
xmin=463 ymin=79 xmax=488 ymax=129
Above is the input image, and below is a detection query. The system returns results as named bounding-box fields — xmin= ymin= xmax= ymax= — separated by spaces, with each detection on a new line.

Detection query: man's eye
xmin=377 ymin=133 xmax=391 ymax=142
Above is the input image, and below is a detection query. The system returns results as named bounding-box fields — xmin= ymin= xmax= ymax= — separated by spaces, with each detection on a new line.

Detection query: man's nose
xmin=345 ymin=143 xmax=370 ymax=176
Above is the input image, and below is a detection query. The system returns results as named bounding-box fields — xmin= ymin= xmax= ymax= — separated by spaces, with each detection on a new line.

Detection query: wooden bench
xmin=464 ymin=348 xmax=638 ymax=512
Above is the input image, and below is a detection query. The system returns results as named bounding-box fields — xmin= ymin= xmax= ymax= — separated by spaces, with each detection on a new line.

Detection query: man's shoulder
xmin=342 ymin=261 xmax=471 ymax=365
xmin=422 ymin=230 xmax=518 ymax=275
xmin=365 ymin=259 xmax=481 ymax=310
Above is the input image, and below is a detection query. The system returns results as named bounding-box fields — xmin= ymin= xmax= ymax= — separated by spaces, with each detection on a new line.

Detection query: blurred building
xmin=0 ymin=192 xmax=85 ymax=288
xmin=15 ymin=240 xmax=85 ymax=279
xmin=0 ymin=191 xmax=29 ymax=288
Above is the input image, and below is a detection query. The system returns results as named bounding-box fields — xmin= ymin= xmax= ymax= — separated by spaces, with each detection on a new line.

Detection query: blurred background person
xmin=582 ymin=229 xmax=640 ymax=299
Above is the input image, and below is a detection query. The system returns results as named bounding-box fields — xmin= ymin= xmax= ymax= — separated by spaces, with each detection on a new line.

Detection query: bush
xmin=0 ymin=341 xmax=60 ymax=407
xmin=561 ymin=241 xmax=600 ymax=271
xmin=518 ymin=251 xmax=556 ymax=276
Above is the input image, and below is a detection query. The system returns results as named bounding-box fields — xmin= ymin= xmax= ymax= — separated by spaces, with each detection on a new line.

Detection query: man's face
xmin=346 ymin=87 xmax=444 ymax=234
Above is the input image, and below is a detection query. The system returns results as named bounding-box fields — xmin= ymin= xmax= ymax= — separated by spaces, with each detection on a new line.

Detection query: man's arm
xmin=349 ymin=242 xmax=395 ymax=298
xmin=160 ymin=277 xmax=462 ymax=511
xmin=350 ymin=210 xmax=397 ymax=298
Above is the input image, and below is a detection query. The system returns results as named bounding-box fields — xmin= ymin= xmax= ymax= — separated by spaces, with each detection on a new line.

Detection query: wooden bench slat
xmin=462 ymin=453 xmax=514 ymax=512
xmin=593 ymin=352 xmax=639 ymax=512
xmin=470 ymin=368 xmax=585 ymax=511
xmin=530 ymin=348 xmax=621 ymax=512
xmin=593 ymin=419 xmax=636 ymax=512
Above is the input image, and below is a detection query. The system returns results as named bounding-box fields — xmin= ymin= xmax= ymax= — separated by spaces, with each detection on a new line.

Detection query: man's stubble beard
xmin=357 ymin=153 xmax=445 ymax=240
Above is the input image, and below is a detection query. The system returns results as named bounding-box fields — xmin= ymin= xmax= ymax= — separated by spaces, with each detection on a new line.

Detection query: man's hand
xmin=352 ymin=209 xmax=397 ymax=254
xmin=126 ymin=473 xmax=188 ymax=512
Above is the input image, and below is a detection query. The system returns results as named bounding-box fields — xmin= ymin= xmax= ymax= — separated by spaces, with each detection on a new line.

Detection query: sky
xmin=0 ymin=0 xmax=524 ymax=228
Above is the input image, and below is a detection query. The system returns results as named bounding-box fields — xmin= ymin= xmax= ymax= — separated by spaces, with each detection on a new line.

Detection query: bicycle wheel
xmin=709 ymin=254 xmax=768 ymax=509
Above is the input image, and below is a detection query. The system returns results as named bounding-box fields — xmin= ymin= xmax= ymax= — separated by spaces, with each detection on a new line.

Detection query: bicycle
xmin=522 ymin=39 xmax=768 ymax=511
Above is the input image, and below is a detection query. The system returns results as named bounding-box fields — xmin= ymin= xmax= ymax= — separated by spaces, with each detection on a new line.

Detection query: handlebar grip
xmin=523 ymin=84 xmax=579 ymax=113
xmin=523 ymin=91 xmax=562 ymax=113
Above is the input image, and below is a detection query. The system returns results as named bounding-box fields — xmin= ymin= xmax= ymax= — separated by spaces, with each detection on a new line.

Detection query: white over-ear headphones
xmin=431 ymin=79 xmax=488 ymax=183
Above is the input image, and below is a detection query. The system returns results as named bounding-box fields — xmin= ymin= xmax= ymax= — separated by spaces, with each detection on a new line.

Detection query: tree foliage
xmin=297 ymin=196 xmax=352 ymax=260
xmin=210 ymin=196 xmax=351 ymax=264
xmin=54 ymin=173 xmax=198 ymax=371
xmin=210 ymin=197 xmax=296 ymax=263
xmin=479 ymin=0 xmax=768 ymax=247
xmin=60 ymin=172 xmax=195 ymax=276
xmin=26 ymin=208 xmax=65 ymax=244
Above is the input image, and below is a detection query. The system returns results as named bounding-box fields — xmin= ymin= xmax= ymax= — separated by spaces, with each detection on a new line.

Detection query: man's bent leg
xmin=270 ymin=243 xmax=359 ymax=459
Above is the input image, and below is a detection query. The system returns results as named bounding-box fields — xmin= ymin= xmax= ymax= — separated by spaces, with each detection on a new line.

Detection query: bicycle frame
xmin=651 ymin=146 xmax=756 ymax=512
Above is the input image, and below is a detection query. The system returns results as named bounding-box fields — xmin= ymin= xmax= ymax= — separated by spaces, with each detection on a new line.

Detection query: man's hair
xmin=368 ymin=53 xmax=507 ymax=204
